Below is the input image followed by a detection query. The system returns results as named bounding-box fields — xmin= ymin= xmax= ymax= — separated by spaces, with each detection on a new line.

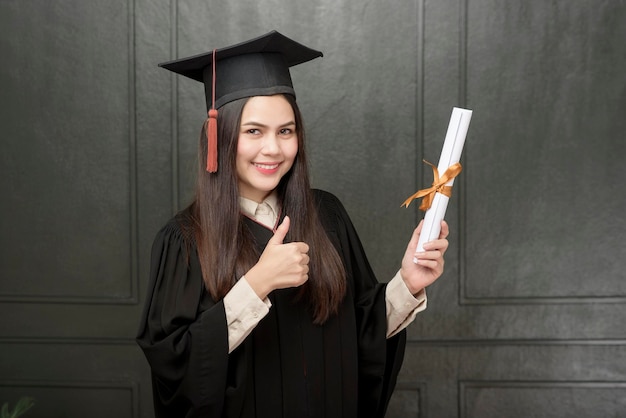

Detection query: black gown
xmin=136 ymin=189 xmax=406 ymax=418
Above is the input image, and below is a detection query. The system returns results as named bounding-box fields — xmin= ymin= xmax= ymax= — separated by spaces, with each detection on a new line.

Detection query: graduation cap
xmin=159 ymin=30 xmax=323 ymax=172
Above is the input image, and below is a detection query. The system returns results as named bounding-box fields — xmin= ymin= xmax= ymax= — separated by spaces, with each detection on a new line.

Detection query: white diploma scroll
xmin=414 ymin=107 xmax=472 ymax=261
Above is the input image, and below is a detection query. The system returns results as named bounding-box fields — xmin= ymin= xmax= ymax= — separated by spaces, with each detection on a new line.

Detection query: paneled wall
xmin=1 ymin=0 xmax=152 ymax=415
xmin=1 ymin=0 xmax=624 ymax=416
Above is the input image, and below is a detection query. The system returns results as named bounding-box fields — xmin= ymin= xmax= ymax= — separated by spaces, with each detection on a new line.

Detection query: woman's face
xmin=236 ymin=95 xmax=298 ymax=202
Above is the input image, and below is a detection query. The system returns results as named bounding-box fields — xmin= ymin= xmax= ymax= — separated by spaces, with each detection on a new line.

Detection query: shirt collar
xmin=239 ymin=191 xmax=279 ymax=226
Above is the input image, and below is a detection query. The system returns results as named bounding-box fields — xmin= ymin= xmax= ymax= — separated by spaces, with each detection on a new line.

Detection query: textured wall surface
xmin=1 ymin=0 xmax=625 ymax=416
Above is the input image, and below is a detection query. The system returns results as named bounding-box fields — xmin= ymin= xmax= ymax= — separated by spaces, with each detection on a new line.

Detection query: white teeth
xmin=254 ymin=163 xmax=279 ymax=170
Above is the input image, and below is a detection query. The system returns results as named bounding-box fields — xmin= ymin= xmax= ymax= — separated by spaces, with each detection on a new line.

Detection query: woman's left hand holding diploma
xmin=400 ymin=220 xmax=449 ymax=296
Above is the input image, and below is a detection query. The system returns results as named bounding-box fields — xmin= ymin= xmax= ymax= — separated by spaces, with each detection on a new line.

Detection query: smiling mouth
xmin=253 ymin=162 xmax=280 ymax=170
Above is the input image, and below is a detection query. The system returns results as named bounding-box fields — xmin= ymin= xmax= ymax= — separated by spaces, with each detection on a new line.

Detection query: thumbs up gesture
xmin=267 ymin=214 xmax=293 ymax=246
xmin=245 ymin=216 xmax=310 ymax=299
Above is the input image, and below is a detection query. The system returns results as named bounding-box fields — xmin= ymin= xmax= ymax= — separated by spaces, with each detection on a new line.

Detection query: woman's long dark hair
xmin=182 ymin=94 xmax=346 ymax=324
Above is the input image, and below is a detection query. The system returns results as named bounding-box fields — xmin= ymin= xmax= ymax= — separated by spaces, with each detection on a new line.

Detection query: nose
xmin=261 ymin=133 xmax=280 ymax=155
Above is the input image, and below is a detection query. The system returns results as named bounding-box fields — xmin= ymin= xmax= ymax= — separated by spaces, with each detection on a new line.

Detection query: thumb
xmin=411 ymin=220 xmax=424 ymax=246
xmin=268 ymin=215 xmax=290 ymax=245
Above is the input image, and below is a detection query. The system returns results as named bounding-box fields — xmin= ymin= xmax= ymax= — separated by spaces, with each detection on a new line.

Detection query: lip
xmin=253 ymin=162 xmax=281 ymax=174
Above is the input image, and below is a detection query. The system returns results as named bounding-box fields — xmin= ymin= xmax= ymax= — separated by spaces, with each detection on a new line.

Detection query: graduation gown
xmin=136 ymin=189 xmax=406 ymax=418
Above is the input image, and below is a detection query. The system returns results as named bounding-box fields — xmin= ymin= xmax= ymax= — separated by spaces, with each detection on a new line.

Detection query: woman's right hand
xmin=244 ymin=216 xmax=309 ymax=299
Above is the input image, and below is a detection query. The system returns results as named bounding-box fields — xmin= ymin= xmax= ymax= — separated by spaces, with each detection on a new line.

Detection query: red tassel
xmin=206 ymin=109 xmax=218 ymax=173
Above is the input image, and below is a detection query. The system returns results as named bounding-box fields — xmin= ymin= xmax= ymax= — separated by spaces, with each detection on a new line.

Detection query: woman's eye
xmin=247 ymin=128 xmax=261 ymax=135
xmin=279 ymin=128 xmax=293 ymax=136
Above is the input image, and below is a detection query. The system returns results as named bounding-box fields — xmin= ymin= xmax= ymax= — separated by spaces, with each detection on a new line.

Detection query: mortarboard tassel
xmin=206 ymin=109 xmax=218 ymax=172
xmin=206 ymin=49 xmax=218 ymax=173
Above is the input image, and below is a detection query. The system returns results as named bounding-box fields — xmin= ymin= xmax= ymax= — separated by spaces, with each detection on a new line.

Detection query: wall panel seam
xmin=129 ymin=0 xmax=139 ymax=306
xmin=415 ymin=0 xmax=425 ymax=226
xmin=405 ymin=339 xmax=626 ymax=346
xmin=0 ymin=338 xmax=138 ymax=345
xmin=170 ymin=0 xmax=179 ymax=213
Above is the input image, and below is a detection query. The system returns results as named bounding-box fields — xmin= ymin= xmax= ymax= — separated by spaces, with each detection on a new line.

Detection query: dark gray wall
xmin=1 ymin=1 xmax=625 ymax=417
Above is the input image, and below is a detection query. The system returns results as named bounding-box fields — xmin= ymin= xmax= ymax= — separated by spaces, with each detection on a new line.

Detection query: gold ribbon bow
xmin=402 ymin=160 xmax=463 ymax=210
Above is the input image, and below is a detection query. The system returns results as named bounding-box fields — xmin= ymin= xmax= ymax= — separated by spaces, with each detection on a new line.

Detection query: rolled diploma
xmin=414 ymin=107 xmax=472 ymax=261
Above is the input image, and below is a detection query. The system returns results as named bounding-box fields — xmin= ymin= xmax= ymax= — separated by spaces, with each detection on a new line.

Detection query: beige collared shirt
xmin=239 ymin=192 xmax=280 ymax=231
xmin=223 ymin=192 xmax=426 ymax=353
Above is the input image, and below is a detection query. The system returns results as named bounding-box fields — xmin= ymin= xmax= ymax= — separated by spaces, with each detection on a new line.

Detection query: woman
xmin=136 ymin=31 xmax=449 ymax=418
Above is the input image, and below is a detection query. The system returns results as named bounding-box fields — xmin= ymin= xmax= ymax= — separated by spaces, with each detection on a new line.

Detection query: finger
xmin=415 ymin=219 xmax=424 ymax=234
xmin=407 ymin=220 xmax=424 ymax=249
xmin=413 ymin=257 xmax=443 ymax=272
xmin=415 ymin=248 xmax=443 ymax=260
xmin=422 ymin=238 xmax=449 ymax=254
xmin=268 ymin=216 xmax=290 ymax=245
xmin=438 ymin=220 xmax=449 ymax=239
xmin=293 ymin=242 xmax=309 ymax=255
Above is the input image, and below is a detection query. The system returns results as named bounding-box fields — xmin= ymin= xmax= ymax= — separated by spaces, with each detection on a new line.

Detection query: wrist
xmin=244 ymin=267 xmax=271 ymax=299
xmin=400 ymin=268 xmax=423 ymax=296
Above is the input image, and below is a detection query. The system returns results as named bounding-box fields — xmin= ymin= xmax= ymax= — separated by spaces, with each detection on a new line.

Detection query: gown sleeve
xmin=135 ymin=218 xmax=230 ymax=417
xmin=314 ymin=190 xmax=407 ymax=418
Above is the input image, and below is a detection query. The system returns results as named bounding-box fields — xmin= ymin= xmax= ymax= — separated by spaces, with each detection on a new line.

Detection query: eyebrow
xmin=241 ymin=121 xmax=296 ymax=128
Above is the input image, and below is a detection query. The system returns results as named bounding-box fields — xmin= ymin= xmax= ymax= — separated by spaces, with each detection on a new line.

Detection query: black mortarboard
xmin=158 ymin=30 xmax=323 ymax=172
